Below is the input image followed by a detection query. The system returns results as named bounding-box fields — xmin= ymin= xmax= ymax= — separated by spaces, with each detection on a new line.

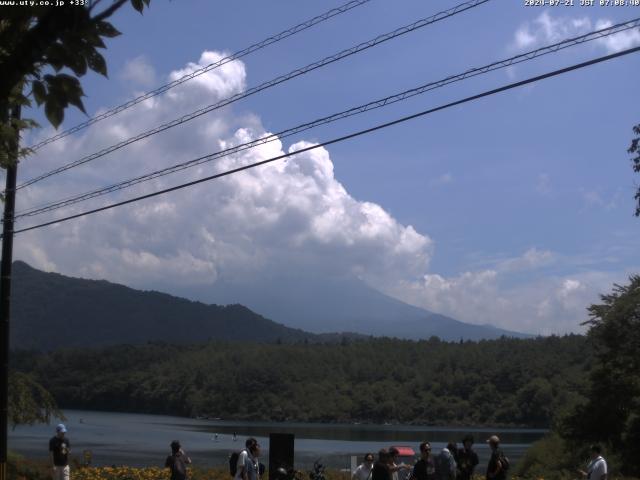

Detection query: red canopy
xmin=391 ymin=446 xmax=416 ymax=457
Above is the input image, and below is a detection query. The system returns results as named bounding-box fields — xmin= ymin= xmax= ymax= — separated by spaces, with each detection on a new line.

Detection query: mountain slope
xmin=201 ymin=274 xmax=530 ymax=341
xmin=11 ymin=261 xmax=529 ymax=351
xmin=10 ymin=261 xmax=317 ymax=350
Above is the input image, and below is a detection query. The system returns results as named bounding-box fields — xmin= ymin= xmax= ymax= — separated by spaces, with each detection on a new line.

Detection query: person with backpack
xmin=435 ymin=446 xmax=456 ymax=480
xmin=165 ymin=440 xmax=191 ymax=480
xmin=578 ymin=445 xmax=608 ymax=480
xmin=231 ymin=437 xmax=261 ymax=480
xmin=446 ymin=443 xmax=459 ymax=477
xmin=456 ymin=435 xmax=479 ymax=480
xmin=485 ymin=436 xmax=508 ymax=480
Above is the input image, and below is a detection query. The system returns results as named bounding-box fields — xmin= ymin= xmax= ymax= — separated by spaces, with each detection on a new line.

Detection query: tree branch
xmin=92 ymin=0 xmax=128 ymax=23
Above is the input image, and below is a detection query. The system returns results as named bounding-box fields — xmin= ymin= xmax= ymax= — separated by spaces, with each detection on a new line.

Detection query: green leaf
xmin=44 ymin=99 xmax=64 ymax=129
xmin=12 ymin=92 xmax=31 ymax=107
xmin=55 ymin=74 xmax=83 ymax=95
xmin=95 ymin=20 xmax=121 ymax=38
xmin=14 ymin=118 xmax=39 ymax=131
xmin=131 ymin=0 xmax=144 ymax=13
xmin=45 ymin=44 xmax=67 ymax=72
xmin=67 ymin=95 xmax=87 ymax=115
xmin=85 ymin=30 xmax=106 ymax=49
xmin=51 ymin=75 xmax=86 ymax=114
xmin=42 ymin=74 xmax=88 ymax=117
xmin=31 ymin=80 xmax=46 ymax=106
xmin=18 ymin=146 xmax=34 ymax=160
xmin=86 ymin=49 xmax=107 ymax=77
xmin=66 ymin=50 xmax=88 ymax=76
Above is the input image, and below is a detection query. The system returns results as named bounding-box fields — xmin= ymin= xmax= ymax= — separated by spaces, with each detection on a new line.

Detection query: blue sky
xmin=12 ymin=0 xmax=640 ymax=334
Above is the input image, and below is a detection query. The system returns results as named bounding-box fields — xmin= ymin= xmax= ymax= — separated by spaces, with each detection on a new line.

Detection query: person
xmin=235 ymin=437 xmax=261 ymax=480
xmin=412 ymin=442 xmax=436 ymax=480
xmin=456 ymin=435 xmax=479 ymax=480
xmin=578 ymin=445 xmax=608 ymax=480
xmin=446 ymin=444 xmax=458 ymax=470
xmin=485 ymin=435 xmax=506 ymax=480
xmin=435 ymin=445 xmax=456 ymax=480
xmin=49 ymin=423 xmax=71 ymax=480
xmin=353 ymin=453 xmax=375 ymax=480
xmin=372 ymin=449 xmax=392 ymax=480
xmin=165 ymin=440 xmax=191 ymax=480
xmin=388 ymin=447 xmax=412 ymax=480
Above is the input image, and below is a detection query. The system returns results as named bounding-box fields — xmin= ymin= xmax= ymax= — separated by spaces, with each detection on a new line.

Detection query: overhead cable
xmin=16 ymin=0 xmax=490 ymax=191
xmin=10 ymin=44 xmax=640 ymax=236
xmin=27 ymin=0 xmax=374 ymax=152
xmin=14 ymin=18 xmax=640 ymax=220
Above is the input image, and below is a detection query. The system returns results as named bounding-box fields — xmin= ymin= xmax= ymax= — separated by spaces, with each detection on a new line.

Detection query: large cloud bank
xmin=13 ymin=50 xmax=620 ymax=334
xmin=17 ymin=51 xmax=431 ymax=298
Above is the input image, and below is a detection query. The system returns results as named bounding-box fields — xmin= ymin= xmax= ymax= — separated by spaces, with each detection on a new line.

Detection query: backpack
xmin=499 ymin=453 xmax=510 ymax=473
xmin=229 ymin=451 xmax=243 ymax=477
xmin=435 ymin=451 xmax=455 ymax=480
xmin=166 ymin=453 xmax=188 ymax=480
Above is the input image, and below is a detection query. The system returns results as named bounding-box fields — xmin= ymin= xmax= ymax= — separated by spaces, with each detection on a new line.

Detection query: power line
xmin=10 ymin=45 xmax=640 ymax=237
xmin=16 ymin=0 xmax=490 ymax=191
xmin=27 ymin=0 xmax=373 ymax=152
xmin=13 ymin=18 xmax=640 ymax=220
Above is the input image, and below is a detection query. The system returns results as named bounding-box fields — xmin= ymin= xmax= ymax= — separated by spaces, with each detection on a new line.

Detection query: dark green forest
xmin=13 ymin=335 xmax=588 ymax=428
xmin=10 ymin=261 xmax=320 ymax=350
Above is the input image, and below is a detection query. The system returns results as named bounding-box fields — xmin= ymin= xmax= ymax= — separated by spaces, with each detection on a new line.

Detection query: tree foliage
xmin=1 ymin=0 xmax=151 ymax=426
xmin=14 ymin=335 xmax=590 ymax=428
xmin=0 ymin=0 xmax=151 ymax=167
xmin=629 ymin=124 xmax=640 ymax=216
xmin=560 ymin=276 xmax=640 ymax=476
xmin=514 ymin=433 xmax=577 ymax=480
xmin=7 ymin=371 xmax=64 ymax=429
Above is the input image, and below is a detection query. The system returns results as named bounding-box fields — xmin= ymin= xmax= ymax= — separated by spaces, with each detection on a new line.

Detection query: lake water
xmin=9 ymin=410 xmax=546 ymax=470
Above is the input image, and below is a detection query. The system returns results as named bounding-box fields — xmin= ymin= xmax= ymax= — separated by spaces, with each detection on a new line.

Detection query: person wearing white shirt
xmin=578 ymin=445 xmax=607 ymax=480
xmin=353 ymin=454 xmax=375 ymax=480
xmin=235 ymin=438 xmax=261 ymax=480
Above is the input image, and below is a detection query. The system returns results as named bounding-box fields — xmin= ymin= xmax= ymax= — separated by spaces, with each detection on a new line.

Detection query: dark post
xmin=0 ymin=104 xmax=21 ymax=480
xmin=268 ymin=433 xmax=295 ymax=480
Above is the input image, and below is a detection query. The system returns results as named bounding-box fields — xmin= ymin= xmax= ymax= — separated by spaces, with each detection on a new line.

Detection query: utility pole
xmin=0 ymin=104 xmax=21 ymax=480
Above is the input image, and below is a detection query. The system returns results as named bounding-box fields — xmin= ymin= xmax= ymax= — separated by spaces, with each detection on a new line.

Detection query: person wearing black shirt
xmin=372 ymin=449 xmax=392 ymax=480
xmin=457 ymin=435 xmax=479 ymax=480
xmin=413 ymin=442 xmax=436 ymax=480
xmin=165 ymin=440 xmax=192 ymax=480
xmin=49 ymin=423 xmax=70 ymax=480
xmin=485 ymin=436 xmax=506 ymax=480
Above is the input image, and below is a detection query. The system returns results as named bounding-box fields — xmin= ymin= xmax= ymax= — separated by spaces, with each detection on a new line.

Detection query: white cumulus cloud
xmin=429 ymin=172 xmax=453 ymax=187
xmin=511 ymin=12 xmax=640 ymax=53
xmin=119 ymin=55 xmax=157 ymax=88
xmin=16 ymin=50 xmax=432 ymax=301
xmin=385 ymin=256 xmax=622 ymax=335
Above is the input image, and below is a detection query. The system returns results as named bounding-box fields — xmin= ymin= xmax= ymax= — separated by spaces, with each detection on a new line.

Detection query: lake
xmin=9 ymin=410 xmax=546 ymax=470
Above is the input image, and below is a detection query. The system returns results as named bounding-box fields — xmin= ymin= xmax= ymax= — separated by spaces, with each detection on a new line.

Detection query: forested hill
xmin=10 ymin=261 xmax=523 ymax=350
xmin=10 ymin=261 xmax=324 ymax=350
xmin=14 ymin=335 xmax=589 ymax=428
